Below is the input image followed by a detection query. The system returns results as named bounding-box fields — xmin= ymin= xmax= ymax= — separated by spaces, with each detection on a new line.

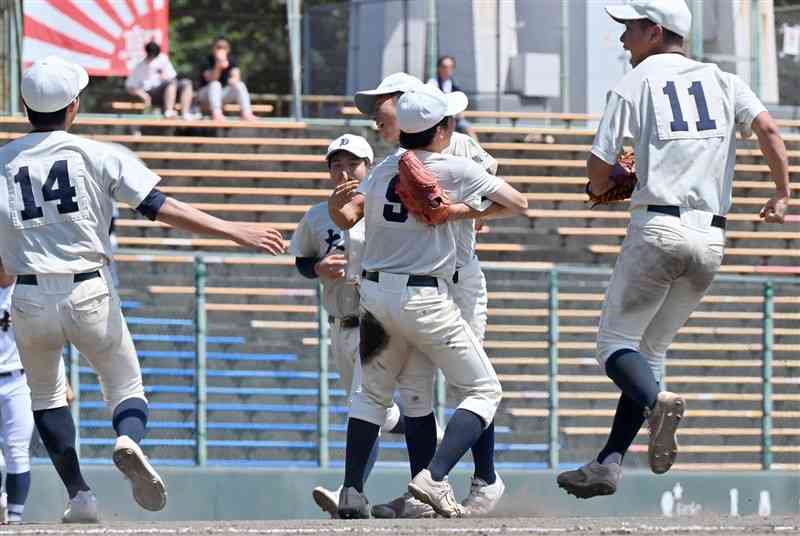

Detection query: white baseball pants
xmin=0 ymin=371 xmax=33 ymax=473
xmin=11 ymin=267 xmax=146 ymax=412
xmin=449 ymin=256 xmax=488 ymax=343
xmin=596 ymin=208 xmax=725 ymax=381
xmin=331 ymin=320 xmax=400 ymax=431
xmin=350 ymin=273 xmax=501 ymax=427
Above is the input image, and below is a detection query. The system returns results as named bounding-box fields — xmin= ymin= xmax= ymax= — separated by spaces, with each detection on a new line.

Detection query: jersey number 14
xmin=14 ymin=160 xmax=79 ymax=221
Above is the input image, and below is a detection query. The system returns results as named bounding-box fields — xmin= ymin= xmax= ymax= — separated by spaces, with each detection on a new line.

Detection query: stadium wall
xmin=25 ymin=467 xmax=800 ymax=522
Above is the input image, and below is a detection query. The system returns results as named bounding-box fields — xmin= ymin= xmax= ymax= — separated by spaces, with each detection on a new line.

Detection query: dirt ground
xmin=5 ymin=515 xmax=799 ymax=536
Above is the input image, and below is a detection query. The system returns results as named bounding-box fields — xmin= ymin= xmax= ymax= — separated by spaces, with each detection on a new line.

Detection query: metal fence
xmin=64 ymin=252 xmax=800 ymax=471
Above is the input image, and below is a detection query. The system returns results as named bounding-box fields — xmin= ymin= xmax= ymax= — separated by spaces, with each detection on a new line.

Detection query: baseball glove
xmin=586 ymin=151 xmax=637 ymax=207
xmin=395 ymin=151 xmax=450 ymax=225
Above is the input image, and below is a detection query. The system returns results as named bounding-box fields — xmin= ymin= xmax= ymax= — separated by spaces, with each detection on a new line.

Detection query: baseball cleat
xmin=408 ymin=469 xmax=465 ymax=518
xmin=337 ymin=486 xmax=370 ymax=519
xmin=462 ymin=473 xmax=505 ymax=516
xmin=62 ymin=490 xmax=99 ymax=523
xmin=312 ymin=486 xmax=340 ymax=519
xmin=556 ymin=460 xmax=622 ymax=499
xmin=371 ymin=492 xmax=436 ymax=519
xmin=647 ymin=391 xmax=686 ymax=474
xmin=113 ymin=435 xmax=167 ymax=511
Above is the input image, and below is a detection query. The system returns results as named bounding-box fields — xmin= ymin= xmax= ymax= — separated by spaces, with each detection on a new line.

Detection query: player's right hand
xmin=315 ymin=254 xmax=347 ymax=280
xmin=329 ymin=180 xmax=360 ymax=210
xmin=230 ymin=224 xmax=286 ymax=255
xmin=759 ymin=196 xmax=789 ymax=223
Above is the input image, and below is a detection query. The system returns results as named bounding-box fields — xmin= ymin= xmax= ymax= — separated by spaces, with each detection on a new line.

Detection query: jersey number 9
xmin=383 ymin=175 xmax=409 ymax=223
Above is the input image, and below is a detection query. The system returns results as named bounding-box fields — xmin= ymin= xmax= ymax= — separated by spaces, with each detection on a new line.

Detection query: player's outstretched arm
xmin=328 ymin=179 xmax=364 ymax=230
xmin=449 ymin=180 xmax=528 ymax=221
xmin=752 ymin=112 xmax=791 ymax=223
xmin=155 ymin=197 xmax=286 ymax=255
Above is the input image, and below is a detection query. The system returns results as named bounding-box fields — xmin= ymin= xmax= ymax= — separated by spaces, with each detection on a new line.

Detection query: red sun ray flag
xmin=23 ymin=0 xmax=169 ymax=76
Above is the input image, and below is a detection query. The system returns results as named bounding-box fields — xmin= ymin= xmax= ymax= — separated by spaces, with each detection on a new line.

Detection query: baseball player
xmin=557 ymin=0 xmax=790 ymax=499
xmin=329 ymin=84 xmax=527 ymax=518
xmin=0 ymin=56 xmax=285 ymax=523
xmin=290 ymin=134 xmax=404 ymax=517
xmin=0 ymin=265 xmax=34 ymax=524
xmin=354 ymin=73 xmax=506 ymax=517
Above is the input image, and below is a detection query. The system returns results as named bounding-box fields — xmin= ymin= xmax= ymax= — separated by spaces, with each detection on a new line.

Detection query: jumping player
xmin=557 ymin=0 xmax=790 ymax=499
xmin=0 ymin=56 xmax=285 ymax=522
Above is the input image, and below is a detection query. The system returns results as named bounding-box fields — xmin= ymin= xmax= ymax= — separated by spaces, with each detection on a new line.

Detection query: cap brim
xmin=354 ymin=92 xmax=382 ymax=115
xmin=326 ymin=146 xmax=371 ymax=162
xmin=445 ymin=91 xmax=468 ymax=117
xmin=605 ymin=4 xmax=646 ymax=23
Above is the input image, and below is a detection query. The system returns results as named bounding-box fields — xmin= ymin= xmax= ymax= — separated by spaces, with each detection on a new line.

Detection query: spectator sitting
xmin=125 ymin=41 xmax=194 ymax=119
xmin=427 ymin=55 xmax=478 ymax=141
xmin=197 ymin=37 xmax=256 ymax=121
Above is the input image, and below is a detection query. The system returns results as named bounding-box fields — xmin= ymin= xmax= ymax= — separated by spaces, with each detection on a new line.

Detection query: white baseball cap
xmin=22 ymin=56 xmax=89 ymax=113
xmin=605 ymin=0 xmax=692 ymax=39
xmin=354 ymin=72 xmax=424 ymax=115
xmin=396 ymin=84 xmax=468 ymax=134
xmin=326 ymin=134 xmax=374 ymax=165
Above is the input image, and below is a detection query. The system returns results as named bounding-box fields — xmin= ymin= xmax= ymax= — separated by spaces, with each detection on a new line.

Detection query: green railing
xmin=68 ymin=251 xmax=799 ymax=470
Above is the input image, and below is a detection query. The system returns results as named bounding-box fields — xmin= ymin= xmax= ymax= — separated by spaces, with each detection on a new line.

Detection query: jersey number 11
xmin=663 ymin=81 xmax=717 ymax=133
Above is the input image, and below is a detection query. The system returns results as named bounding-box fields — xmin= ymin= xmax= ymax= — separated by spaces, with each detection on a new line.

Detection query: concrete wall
xmin=25 ymin=466 xmax=800 ymax=522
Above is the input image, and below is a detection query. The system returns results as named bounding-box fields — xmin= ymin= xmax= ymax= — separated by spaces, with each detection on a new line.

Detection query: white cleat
xmin=408 ymin=469 xmax=465 ymax=518
xmin=62 ymin=490 xmax=99 ymax=524
xmin=113 ymin=435 xmax=167 ymax=511
xmin=462 ymin=473 xmax=505 ymax=516
xmin=647 ymin=391 xmax=686 ymax=474
xmin=312 ymin=486 xmax=341 ymax=519
xmin=371 ymin=492 xmax=436 ymax=519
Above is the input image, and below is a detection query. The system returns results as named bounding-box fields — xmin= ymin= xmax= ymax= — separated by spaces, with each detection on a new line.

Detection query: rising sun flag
xmin=22 ymin=0 xmax=169 ymax=77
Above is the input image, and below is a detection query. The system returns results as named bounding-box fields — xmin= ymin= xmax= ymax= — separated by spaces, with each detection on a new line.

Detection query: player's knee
xmin=3 ymin=447 xmax=30 ymax=474
xmin=208 ymin=80 xmax=223 ymax=90
xmin=349 ymin=390 xmax=391 ymax=427
xmin=107 ymin=391 xmax=147 ymax=414
xmin=398 ymin=385 xmax=433 ymax=418
xmin=234 ymin=81 xmax=248 ymax=93
xmin=381 ymin=403 xmax=401 ymax=432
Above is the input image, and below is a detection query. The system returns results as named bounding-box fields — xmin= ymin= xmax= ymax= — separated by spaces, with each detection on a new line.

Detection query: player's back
xmin=610 ymin=54 xmax=764 ymax=215
xmin=0 ymin=131 xmax=157 ymax=275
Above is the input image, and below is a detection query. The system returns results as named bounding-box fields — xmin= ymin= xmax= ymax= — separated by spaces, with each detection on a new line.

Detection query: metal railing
xmin=67 ymin=252 xmax=799 ymax=470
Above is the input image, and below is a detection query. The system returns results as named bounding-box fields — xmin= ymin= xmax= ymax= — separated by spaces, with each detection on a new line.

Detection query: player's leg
xmin=340 ymin=290 xmax=409 ymax=518
xmin=401 ymin=284 xmax=502 ymax=517
xmin=558 ymin=221 xmax=686 ymax=498
xmin=637 ymin=237 xmax=723 ymax=474
xmin=11 ymin=281 xmax=96 ymax=522
xmin=0 ymin=373 xmax=34 ymax=523
xmin=201 ymin=81 xmax=224 ymax=120
xmin=63 ymin=270 xmax=165 ymax=512
xmin=451 ymin=264 xmax=504 ymax=515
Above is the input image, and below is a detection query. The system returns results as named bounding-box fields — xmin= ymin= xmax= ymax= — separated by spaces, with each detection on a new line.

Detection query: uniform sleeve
xmin=461 ymin=135 xmax=498 ymax=174
xmin=591 ymin=92 xmax=636 ymax=165
xmin=732 ymin=75 xmax=767 ymax=136
xmin=455 ymin=159 xmax=502 ymax=203
xmin=103 ymin=147 xmax=161 ymax=207
xmin=288 ymin=213 xmax=319 ymax=258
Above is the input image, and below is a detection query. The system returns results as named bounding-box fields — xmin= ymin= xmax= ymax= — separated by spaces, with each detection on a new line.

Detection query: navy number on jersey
xmin=14 ymin=160 xmax=79 ymax=221
xmin=383 ymin=175 xmax=409 ymax=223
xmin=663 ymin=81 xmax=717 ymax=133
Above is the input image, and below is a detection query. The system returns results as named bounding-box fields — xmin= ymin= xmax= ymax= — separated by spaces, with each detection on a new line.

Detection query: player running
xmin=353 ymin=73 xmax=506 ymax=518
xmin=557 ymin=0 xmax=790 ymax=499
xmin=0 ymin=264 xmax=34 ymax=524
xmin=329 ymin=84 xmax=527 ymax=518
xmin=0 ymin=56 xmax=285 ymax=522
xmin=291 ymin=134 xmax=405 ymax=517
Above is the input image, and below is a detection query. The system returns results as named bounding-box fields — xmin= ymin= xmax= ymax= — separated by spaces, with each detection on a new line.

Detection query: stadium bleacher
xmin=3 ymin=108 xmax=798 ymax=472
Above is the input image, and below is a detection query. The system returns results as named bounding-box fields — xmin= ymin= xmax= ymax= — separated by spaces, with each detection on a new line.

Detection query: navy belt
xmin=17 ymin=270 xmax=101 ymax=286
xmin=647 ymin=205 xmax=726 ymax=230
xmin=0 ymin=370 xmax=24 ymax=378
xmin=362 ymin=270 xmax=438 ymax=288
xmin=329 ymin=315 xmax=360 ymax=329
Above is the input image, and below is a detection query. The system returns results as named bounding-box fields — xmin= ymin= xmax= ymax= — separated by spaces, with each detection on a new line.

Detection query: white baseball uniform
xmin=0 ymin=284 xmax=33 ymax=475
xmin=0 ymin=131 xmax=157 ymax=411
xmin=443 ymin=132 xmax=498 ymax=343
xmin=592 ymin=53 xmax=767 ymax=380
xmin=290 ymin=203 xmax=400 ymax=431
xmin=349 ymin=150 xmax=502 ymax=427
